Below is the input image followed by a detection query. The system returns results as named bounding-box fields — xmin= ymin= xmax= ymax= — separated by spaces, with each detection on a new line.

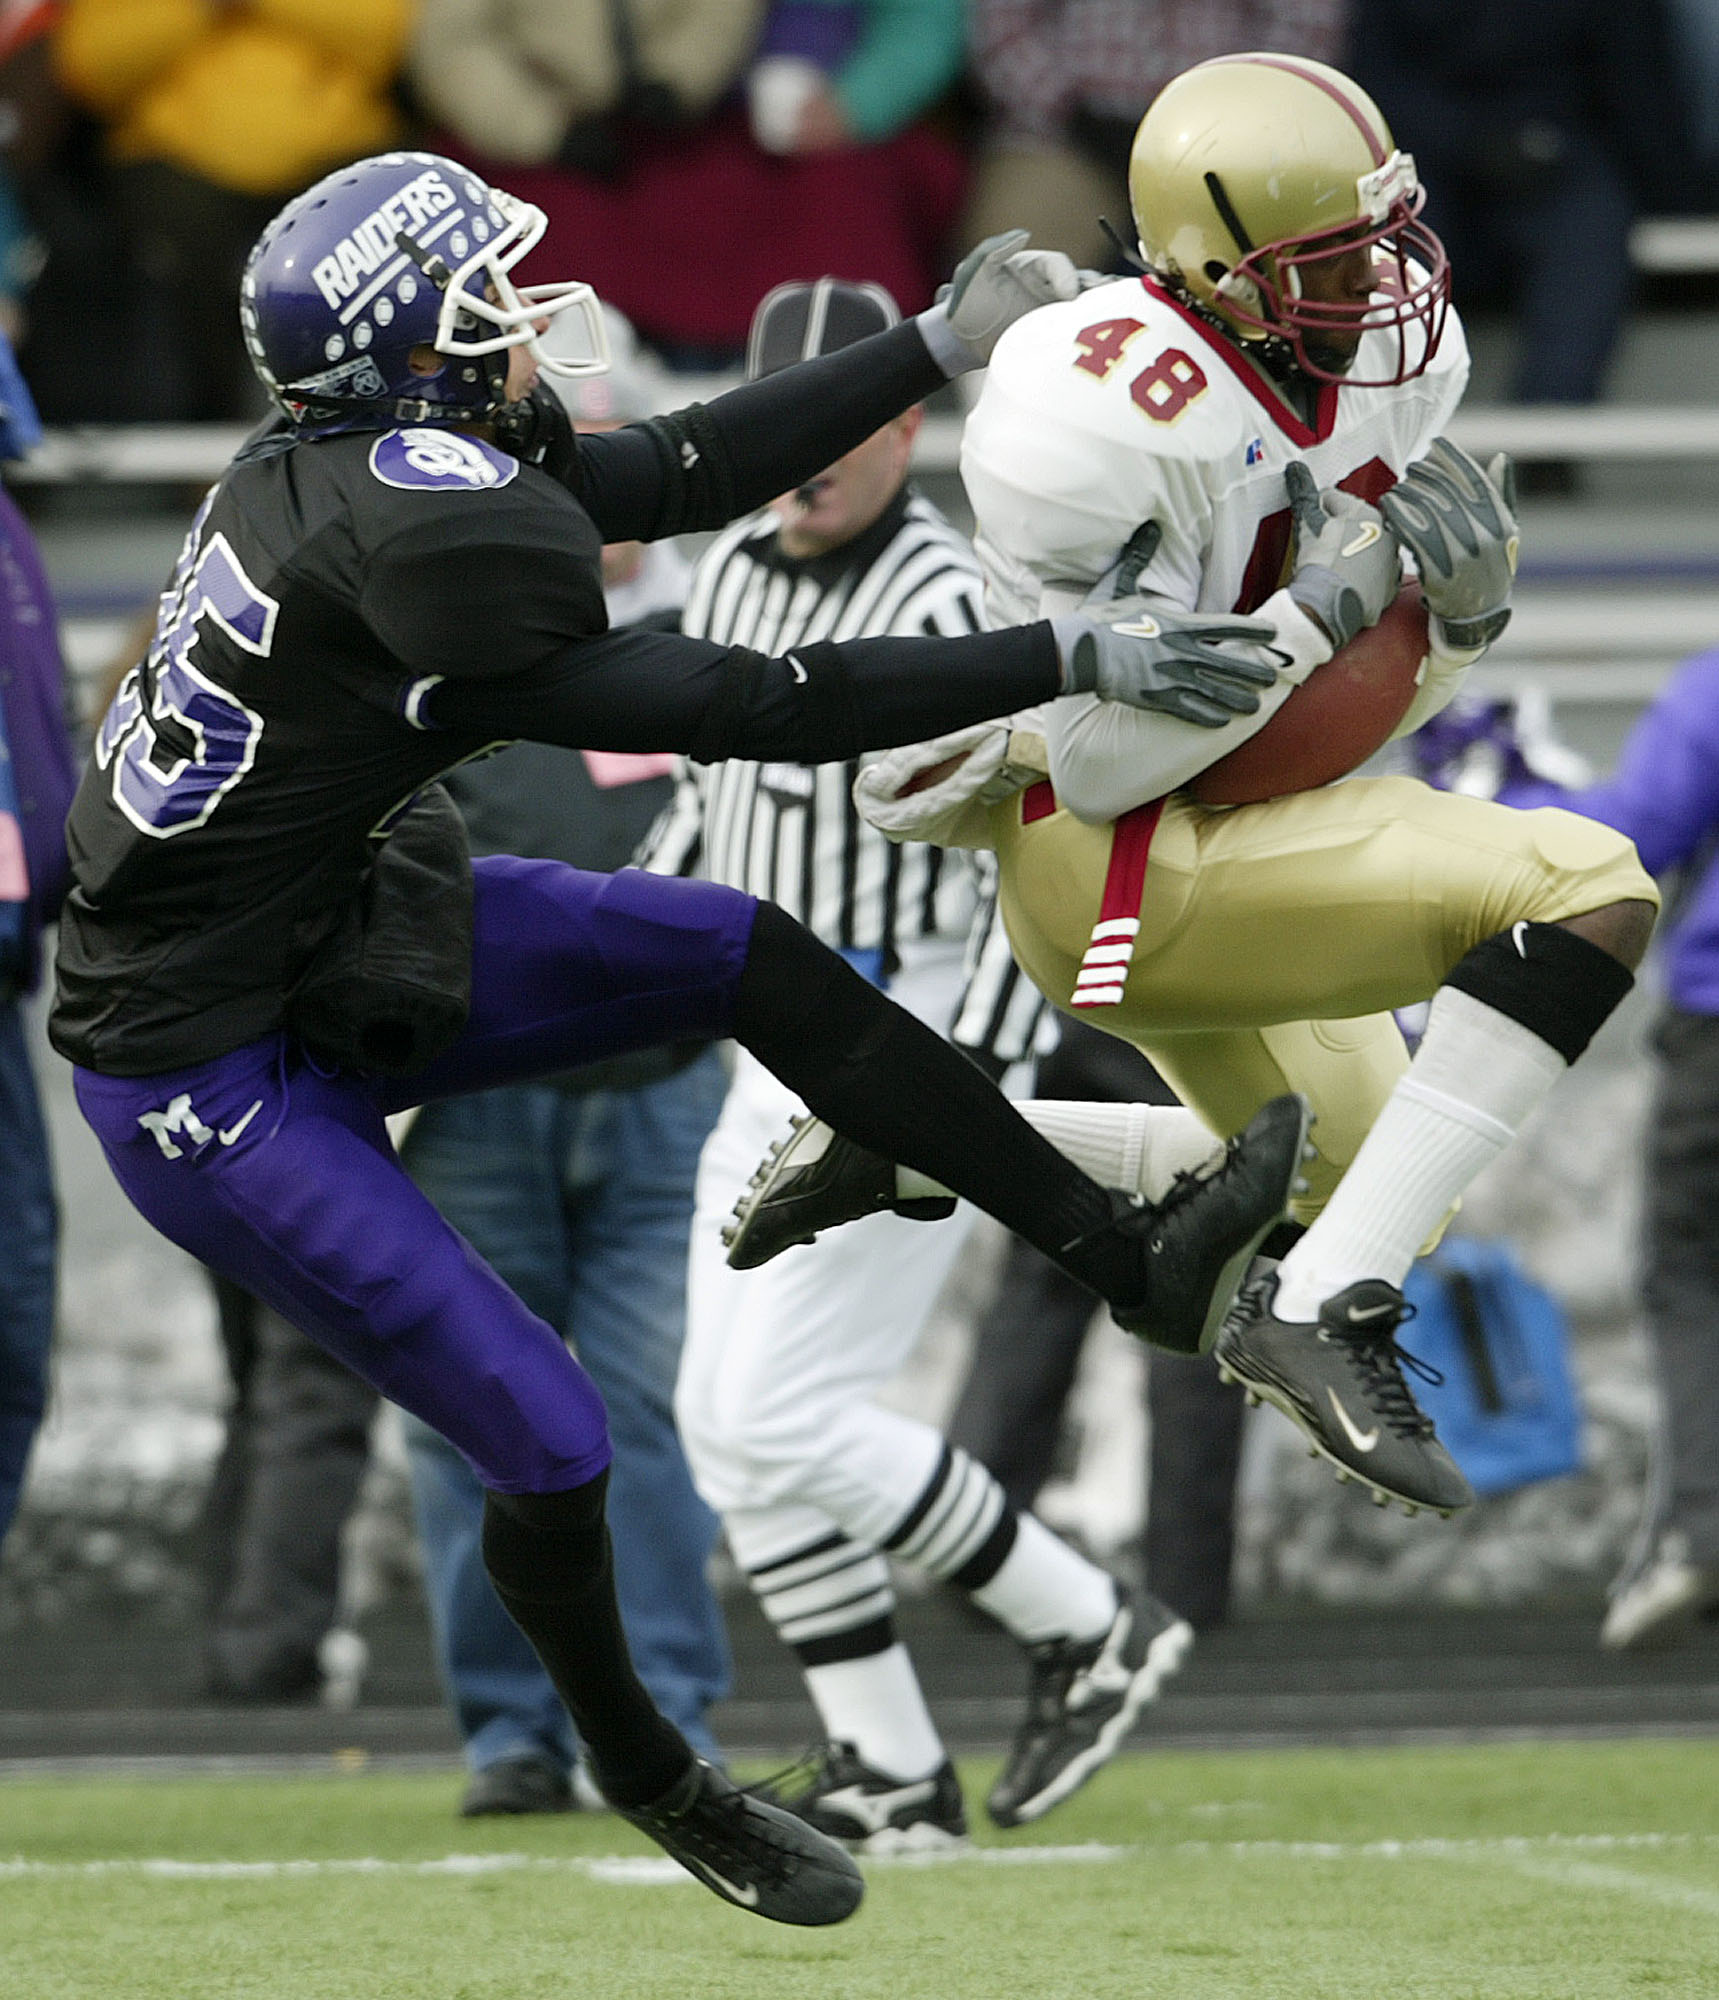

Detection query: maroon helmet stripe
xmin=1202 ymin=53 xmax=1388 ymax=166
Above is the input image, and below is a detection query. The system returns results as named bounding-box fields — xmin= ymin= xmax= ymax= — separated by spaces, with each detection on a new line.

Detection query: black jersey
xmin=51 ymin=324 xmax=1061 ymax=1077
xmin=56 ymin=429 xmax=613 ymax=1072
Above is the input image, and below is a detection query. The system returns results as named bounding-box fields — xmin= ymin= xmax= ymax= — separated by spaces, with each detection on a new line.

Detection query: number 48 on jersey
xmin=1074 ymin=319 xmax=1209 ymax=425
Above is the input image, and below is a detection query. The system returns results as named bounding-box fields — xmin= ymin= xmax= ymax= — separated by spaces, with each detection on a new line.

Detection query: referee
xmin=646 ymin=280 xmax=1189 ymax=1847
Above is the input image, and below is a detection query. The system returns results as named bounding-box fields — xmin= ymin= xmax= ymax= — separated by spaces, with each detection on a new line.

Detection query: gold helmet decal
xmin=1129 ymin=52 xmax=1450 ymax=387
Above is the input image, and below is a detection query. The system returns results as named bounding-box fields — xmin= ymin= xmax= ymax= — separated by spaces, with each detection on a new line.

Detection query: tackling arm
xmin=533 ymin=234 xmax=1081 ymax=543
xmin=429 ymin=620 xmax=1065 ymax=764
xmin=428 ymin=608 xmax=1277 ymax=770
xmin=569 ymin=323 xmax=950 ymax=542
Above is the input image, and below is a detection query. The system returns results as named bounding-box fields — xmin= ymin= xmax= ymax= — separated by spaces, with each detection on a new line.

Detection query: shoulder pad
xmin=985 ymin=284 xmax=1252 ymax=465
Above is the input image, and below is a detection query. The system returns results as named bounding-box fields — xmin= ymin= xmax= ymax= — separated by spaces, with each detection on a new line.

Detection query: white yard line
xmin=2 ymin=1832 xmax=1715 ymax=1888
xmin=1473 ymin=1854 xmax=1719 ymax=1920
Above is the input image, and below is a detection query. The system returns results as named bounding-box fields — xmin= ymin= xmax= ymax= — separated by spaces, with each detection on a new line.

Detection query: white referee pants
xmin=676 ymin=938 xmax=1005 ymax=1575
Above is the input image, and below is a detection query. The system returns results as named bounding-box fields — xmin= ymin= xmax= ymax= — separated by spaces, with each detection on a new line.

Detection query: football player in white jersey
xmin=726 ymin=53 xmax=1658 ymax=1517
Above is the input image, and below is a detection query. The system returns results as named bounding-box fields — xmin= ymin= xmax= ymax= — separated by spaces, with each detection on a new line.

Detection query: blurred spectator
xmin=1410 ymin=680 xmax=1719 ymax=1647
xmin=52 ymin=0 xmax=414 ymax=418
xmin=0 ymin=334 xmax=76 ymax=1553
xmin=407 ymin=0 xmax=765 ymax=171
xmin=395 ymin=305 xmax=732 ymax=1815
xmin=962 ymin=1 xmax=1345 ymax=271
xmin=0 ymin=2 xmax=58 ymax=342
xmin=1665 ymin=0 xmax=1719 ymax=195
xmin=1350 ymin=0 xmax=1694 ymax=489
xmin=409 ymin=0 xmax=968 ymax=365
xmin=2 ymin=1 xmax=133 ymax=422
xmin=745 ymin=0 xmax=963 ymax=156
xmin=197 ymin=1274 xmax=380 ymax=1702
xmin=945 ymin=1017 xmax=1248 ymax=1633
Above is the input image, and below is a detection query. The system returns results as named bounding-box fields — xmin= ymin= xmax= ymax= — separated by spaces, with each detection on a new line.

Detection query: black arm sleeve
xmin=570 ymin=320 xmax=949 ymax=543
xmin=429 ymin=619 xmax=1060 ymax=763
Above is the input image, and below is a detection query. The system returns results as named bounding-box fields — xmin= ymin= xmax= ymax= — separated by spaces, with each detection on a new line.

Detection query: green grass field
xmin=2 ymin=1740 xmax=1717 ymax=1999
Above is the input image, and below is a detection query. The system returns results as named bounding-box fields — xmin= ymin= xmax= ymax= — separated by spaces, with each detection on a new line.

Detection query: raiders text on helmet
xmin=1129 ymin=53 xmax=1450 ymax=388
xmin=240 ymin=152 xmax=612 ymax=430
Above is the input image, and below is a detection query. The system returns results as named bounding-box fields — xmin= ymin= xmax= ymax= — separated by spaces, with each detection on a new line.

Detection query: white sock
xmin=1272 ymin=986 xmax=1567 ymax=1321
xmin=968 ymin=1512 xmax=1118 ymax=1645
xmin=896 ymin=1101 xmax=1222 ymax=1202
xmin=803 ymin=1645 xmax=946 ymax=1780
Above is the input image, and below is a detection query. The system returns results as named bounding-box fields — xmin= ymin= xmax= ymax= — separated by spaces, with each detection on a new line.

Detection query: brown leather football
xmin=1185 ymin=581 xmax=1429 ymax=807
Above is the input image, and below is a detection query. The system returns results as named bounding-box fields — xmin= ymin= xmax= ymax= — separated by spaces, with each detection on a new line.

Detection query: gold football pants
xmin=993 ymin=775 xmax=1658 ymax=1219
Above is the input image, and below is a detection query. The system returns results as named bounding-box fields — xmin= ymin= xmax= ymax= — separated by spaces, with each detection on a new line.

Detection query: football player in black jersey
xmin=51 ymin=152 xmax=1303 ymax=1923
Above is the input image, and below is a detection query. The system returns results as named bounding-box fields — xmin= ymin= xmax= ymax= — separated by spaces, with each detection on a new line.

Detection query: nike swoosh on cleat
xmin=820 ymin=1779 xmax=936 ymax=1834
xmin=1326 ymin=1388 xmax=1381 ymax=1453
xmin=692 ymin=1861 xmax=760 ymax=1908
xmin=787 ymin=654 xmax=809 ymax=684
xmin=1343 ymin=1300 xmax=1398 ymax=1325
xmin=217 ymin=1100 xmax=264 ymax=1146
xmin=1512 ymin=920 xmax=1530 ymax=957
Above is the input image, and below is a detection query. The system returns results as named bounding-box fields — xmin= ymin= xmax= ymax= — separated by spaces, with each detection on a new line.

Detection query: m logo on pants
xmin=138 ymin=1092 xmax=263 ymax=1158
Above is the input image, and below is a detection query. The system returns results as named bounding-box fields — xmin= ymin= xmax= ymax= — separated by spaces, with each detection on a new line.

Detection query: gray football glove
xmin=1283 ymin=461 xmax=1402 ymax=652
xmin=918 ymin=229 xmax=1079 ymax=373
xmin=1378 ymin=436 xmax=1519 ymax=651
xmin=1050 ymin=596 xmax=1282 ymax=726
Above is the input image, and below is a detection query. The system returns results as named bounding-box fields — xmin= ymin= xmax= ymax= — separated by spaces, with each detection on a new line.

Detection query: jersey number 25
xmin=96 ymin=525 xmax=275 ymax=840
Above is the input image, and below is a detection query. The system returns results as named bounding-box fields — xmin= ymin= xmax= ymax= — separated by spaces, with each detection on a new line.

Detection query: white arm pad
xmin=1389 ymin=616 xmax=1487 ymax=742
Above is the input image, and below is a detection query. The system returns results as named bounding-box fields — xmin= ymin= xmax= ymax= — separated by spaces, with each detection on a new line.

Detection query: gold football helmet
xmin=1129 ymin=52 xmax=1450 ymax=387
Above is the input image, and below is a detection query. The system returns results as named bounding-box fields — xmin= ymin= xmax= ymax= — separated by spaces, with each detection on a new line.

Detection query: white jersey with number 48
xmin=960 ymin=273 xmax=1473 ymax=818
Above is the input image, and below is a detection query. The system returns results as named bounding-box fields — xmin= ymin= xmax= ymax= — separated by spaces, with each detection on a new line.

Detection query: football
xmin=1185 ymin=581 xmax=1430 ymax=807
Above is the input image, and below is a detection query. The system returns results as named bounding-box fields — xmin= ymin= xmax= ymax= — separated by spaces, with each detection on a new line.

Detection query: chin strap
xmin=1097 ymin=216 xmax=1151 ymax=275
xmin=1142 ymin=257 xmax=1314 ymax=400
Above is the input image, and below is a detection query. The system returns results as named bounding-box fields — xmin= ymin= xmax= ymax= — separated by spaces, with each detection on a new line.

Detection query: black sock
xmin=732 ymin=903 xmax=1141 ymax=1297
xmin=1259 ymin=1220 xmax=1306 ymax=1262
xmin=481 ymin=1472 xmax=690 ymax=1808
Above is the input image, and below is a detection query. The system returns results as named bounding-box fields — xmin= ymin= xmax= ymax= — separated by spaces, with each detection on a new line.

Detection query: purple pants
xmin=75 ymin=859 xmax=757 ymax=1493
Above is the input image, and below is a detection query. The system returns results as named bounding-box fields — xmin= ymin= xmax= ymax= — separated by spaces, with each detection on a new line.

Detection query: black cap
xmin=744 ymin=278 xmax=902 ymax=381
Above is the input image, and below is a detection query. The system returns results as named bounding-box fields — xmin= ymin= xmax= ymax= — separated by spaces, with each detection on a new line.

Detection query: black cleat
xmin=722 ymin=1114 xmax=955 ymax=1270
xmin=458 ymin=1753 xmax=574 ymax=1817
xmin=1106 ymin=1093 xmax=1314 ymax=1354
xmin=1213 ymin=1272 xmax=1474 ymax=1515
xmin=613 ymin=1757 xmax=864 ymax=1925
xmin=988 ymin=1587 xmax=1193 ymax=1829
xmin=752 ymin=1742 xmax=968 ymax=1854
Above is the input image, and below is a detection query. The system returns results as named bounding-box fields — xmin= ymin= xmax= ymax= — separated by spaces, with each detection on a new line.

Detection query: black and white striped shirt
xmin=638 ymin=486 xmax=1045 ymax=1068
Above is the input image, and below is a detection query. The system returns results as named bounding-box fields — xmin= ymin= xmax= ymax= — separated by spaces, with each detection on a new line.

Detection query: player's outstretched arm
xmin=917 ymin=229 xmax=1082 ymax=372
xmin=1048 ymin=598 xmax=1280 ymax=726
xmin=433 ymin=609 xmax=1285 ymax=770
xmin=555 ymin=234 xmax=1079 ymax=543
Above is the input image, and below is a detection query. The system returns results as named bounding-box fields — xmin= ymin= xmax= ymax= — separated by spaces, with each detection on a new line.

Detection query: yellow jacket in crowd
xmin=55 ymin=0 xmax=415 ymax=198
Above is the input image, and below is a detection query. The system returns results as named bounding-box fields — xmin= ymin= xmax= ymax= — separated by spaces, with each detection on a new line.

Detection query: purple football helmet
xmin=239 ymin=152 xmax=610 ymax=430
